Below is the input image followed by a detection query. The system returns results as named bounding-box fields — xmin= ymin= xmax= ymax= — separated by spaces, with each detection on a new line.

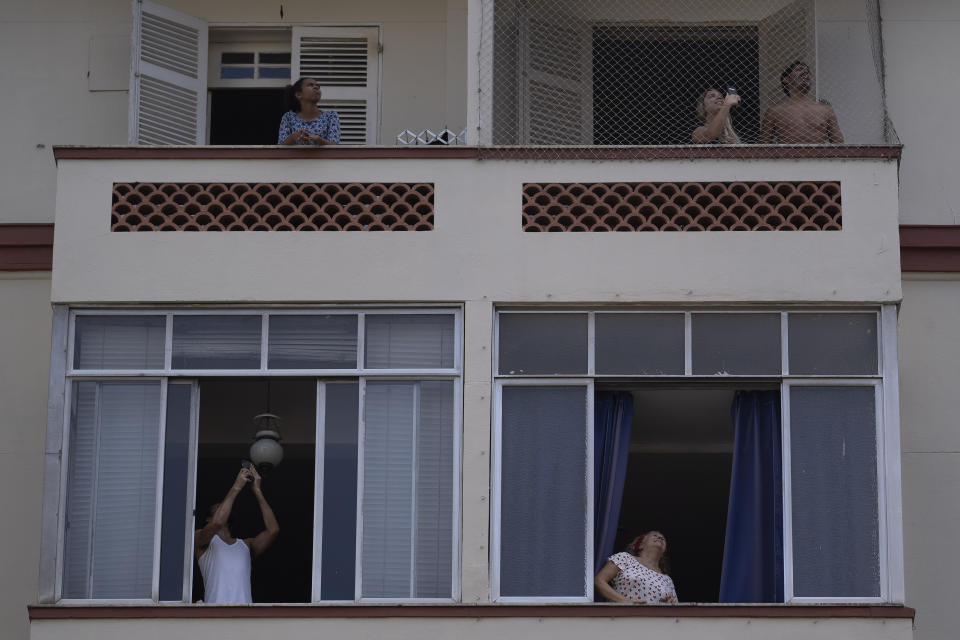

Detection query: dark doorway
xmin=192 ymin=378 xmax=315 ymax=603
xmin=209 ymin=88 xmax=288 ymax=145
xmin=593 ymin=26 xmax=760 ymax=145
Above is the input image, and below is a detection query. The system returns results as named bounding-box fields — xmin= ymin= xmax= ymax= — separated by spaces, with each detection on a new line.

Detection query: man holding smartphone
xmin=194 ymin=464 xmax=280 ymax=603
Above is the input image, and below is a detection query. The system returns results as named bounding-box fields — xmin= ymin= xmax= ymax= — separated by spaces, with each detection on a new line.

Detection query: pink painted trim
xmin=0 ymin=223 xmax=54 ymax=271
xmin=52 ymin=146 xmax=903 ymax=162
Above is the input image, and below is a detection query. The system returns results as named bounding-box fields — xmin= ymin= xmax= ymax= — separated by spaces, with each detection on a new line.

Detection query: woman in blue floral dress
xmin=278 ymin=77 xmax=341 ymax=145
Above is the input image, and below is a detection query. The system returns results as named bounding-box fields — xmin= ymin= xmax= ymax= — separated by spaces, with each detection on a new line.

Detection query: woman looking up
xmin=278 ymin=77 xmax=341 ymax=145
xmin=691 ymin=88 xmax=741 ymax=144
xmin=594 ymin=531 xmax=678 ymax=603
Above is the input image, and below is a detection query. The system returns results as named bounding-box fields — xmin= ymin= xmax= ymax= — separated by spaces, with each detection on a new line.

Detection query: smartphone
xmin=726 ymin=86 xmax=738 ymax=96
xmin=241 ymin=459 xmax=252 ymax=470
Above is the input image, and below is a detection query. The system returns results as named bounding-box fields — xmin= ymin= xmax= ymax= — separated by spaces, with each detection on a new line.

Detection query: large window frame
xmin=491 ymin=306 xmax=903 ymax=604
xmin=51 ymin=306 xmax=462 ymax=604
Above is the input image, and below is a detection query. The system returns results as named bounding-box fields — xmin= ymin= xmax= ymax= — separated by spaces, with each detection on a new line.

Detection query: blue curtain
xmin=593 ymin=391 xmax=634 ymax=574
xmin=719 ymin=390 xmax=784 ymax=602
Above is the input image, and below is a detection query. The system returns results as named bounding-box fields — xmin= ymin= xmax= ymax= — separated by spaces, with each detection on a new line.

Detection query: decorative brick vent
xmin=522 ymin=182 xmax=841 ymax=232
xmin=111 ymin=183 xmax=435 ymax=231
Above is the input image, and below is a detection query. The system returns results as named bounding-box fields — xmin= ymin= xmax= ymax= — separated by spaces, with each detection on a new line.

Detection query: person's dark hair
xmin=780 ymin=60 xmax=808 ymax=95
xmin=286 ymin=77 xmax=313 ymax=112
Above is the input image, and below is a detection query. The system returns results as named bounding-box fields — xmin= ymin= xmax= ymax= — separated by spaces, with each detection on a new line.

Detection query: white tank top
xmin=198 ymin=534 xmax=252 ymax=604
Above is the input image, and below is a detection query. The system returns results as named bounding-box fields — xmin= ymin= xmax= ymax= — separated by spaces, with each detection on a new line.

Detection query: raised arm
xmin=246 ymin=466 xmax=279 ymax=557
xmin=692 ymin=94 xmax=739 ymax=143
xmin=826 ymin=107 xmax=844 ymax=144
xmin=594 ymin=560 xmax=634 ymax=603
xmin=195 ymin=469 xmax=250 ymax=553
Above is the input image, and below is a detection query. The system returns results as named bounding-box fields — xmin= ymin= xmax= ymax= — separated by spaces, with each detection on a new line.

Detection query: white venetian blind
xmin=364 ymin=314 xmax=456 ymax=369
xmin=73 ymin=316 xmax=166 ymax=370
xmin=292 ymin=26 xmax=380 ymax=145
xmin=130 ymin=0 xmax=208 ymax=144
xmin=62 ymin=381 xmax=162 ymax=599
xmin=361 ymin=381 xmax=454 ymax=599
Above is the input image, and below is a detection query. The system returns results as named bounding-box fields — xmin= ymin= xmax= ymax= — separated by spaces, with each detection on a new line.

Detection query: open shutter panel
xmin=130 ymin=0 xmax=208 ymax=145
xmin=519 ymin=6 xmax=592 ymax=144
xmin=292 ymin=26 xmax=380 ymax=145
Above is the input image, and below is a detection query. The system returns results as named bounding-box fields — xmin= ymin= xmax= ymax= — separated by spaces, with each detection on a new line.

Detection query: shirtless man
xmin=195 ymin=466 xmax=279 ymax=603
xmin=760 ymin=61 xmax=844 ymax=144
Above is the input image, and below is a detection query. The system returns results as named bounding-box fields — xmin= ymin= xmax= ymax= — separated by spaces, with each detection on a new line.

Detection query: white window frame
xmin=491 ymin=305 xmax=903 ymax=604
xmin=491 ymin=378 xmax=594 ymax=603
xmin=54 ymin=305 xmax=463 ymax=604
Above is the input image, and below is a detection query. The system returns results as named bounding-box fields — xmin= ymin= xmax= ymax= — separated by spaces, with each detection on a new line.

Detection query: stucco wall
xmin=883 ymin=0 xmax=960 ymax=224
xmin=0 ymin=275 xmax=53 ymax=640
xmin=899 ymin=275 xmax=960 ymax=640
xmin=0 ymin=0 xmax=467 ymax=224
xmin=28 ymin=613 xmax=914 ymax=640
xmin=50 ymin=155 xmax=902 ymax=305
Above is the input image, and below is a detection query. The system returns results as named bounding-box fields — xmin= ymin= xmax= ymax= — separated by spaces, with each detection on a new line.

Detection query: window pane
xmin=220 ymin=67 xmax=255 ymax=79
xmin=498 ymin=313 xmax=588 ymax=375
xmin=159 ymin=383 xmax=192 ymax=601
xmin=790 ymin=386 xmax=880 ymax=597
xmin=788 ymin=313 xmax=878 ymax=375
xmin=221 ymin=52 xmax=254 ymax=64
xmin=269 ymin=315 xmax=358 ymax=369
xmin=259 ymin=67 xmax=291 ymax=79
xmin=595 ymin=313 xmax=684 ymax=374
xmin=692 ymin=313 xmax=781 ymax=375
xmin=63 ymin=381 xmax=162 ymax=599
xmin=361 ymin=381 xmax=454 ymax=599
xmin=364 ymin=314 xmax=455 ymax=369
xmin=414 ymin=381 xmax=454 ymax=598
xmin=320 ymin=383 xmax=358 ymax=601
xmin=74 ymin=315 xmax=165 ymax=370
xmin=259 ymin=52 xmax=291 ymax=64
xmin=172 ymin=315 xmax=261 ymax=369
xmin=500 ymin=386 xmax=587 ymax=598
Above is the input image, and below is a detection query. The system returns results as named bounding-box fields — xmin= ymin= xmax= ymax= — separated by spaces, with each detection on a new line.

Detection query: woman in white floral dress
xmin=594 ymin=531 xmax=678 ymax=603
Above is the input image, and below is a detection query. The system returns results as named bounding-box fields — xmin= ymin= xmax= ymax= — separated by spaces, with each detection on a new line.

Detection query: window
xmin=57 ymin=309 xmax=460 ymax=603
xmin=492 ymin=308 xmax=900 ymax=603
xmin=130 ymin=0 xmax=380 ymax=145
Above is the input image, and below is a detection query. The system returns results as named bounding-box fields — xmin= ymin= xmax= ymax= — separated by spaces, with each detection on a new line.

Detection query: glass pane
xmin=63 ymin=381 xmax=162 ymax=599
xmin=269 ymin=315 xmax=358 ymax=369
xmin=595 ymin=313 xmax=685 ymax=375
xmin=361 ymin=382 xmax=414 ymax=597
xmin=788 ymin=313 xmax=878 ymax=375
xmin=320 ymin=383 xmax=358 ymax=601
xmin=259 ymin=52 xmax=291 ymax=64
xmin=74 ymin=315 xmax=165 ymax=370
xmin=361 ymin=381 xmax=455 ymax=599
xmin=790 ymin=386 xmax=880 ymax=597
xmin=692 ymin=313 xmax=781 ymax=375
xmin=259 ymin=67 xmax=291 ymax=79
xmin=172 ymin=315 xmax=261 ymax=369
xmin=414 ymin=381 xmax=454 ymax=598
xmin=159 ymin=384 xmax=192 ymax=601
xmin=220 ymin=67 xmax=255 ymax=79
xmin=364 ymin=314 xmax=455 ymax=369
xmin=498 ymin=313 xmax=588 ymax=375
xmin=221 ymin=52 xmax=254 ymax=64
xmin=500 ymin=386 xmax=587 ymax=598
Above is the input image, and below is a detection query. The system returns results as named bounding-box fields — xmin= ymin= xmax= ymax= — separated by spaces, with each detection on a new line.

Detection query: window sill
xmin=29 ymin=603 xmax=915 ymax=620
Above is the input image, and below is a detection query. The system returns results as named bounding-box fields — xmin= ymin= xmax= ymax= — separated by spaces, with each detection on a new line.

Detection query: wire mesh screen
xmin=478 ymin=0 xmax=895 ymax=156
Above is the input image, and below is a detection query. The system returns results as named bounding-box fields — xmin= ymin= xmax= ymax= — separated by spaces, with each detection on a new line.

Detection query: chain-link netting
xmin=477 ymin=0 xmax=896 ymax=156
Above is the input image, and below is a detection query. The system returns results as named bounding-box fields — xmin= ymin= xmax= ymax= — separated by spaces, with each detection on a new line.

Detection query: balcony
xmin=51 ymin=144 xmax=901 ymax=305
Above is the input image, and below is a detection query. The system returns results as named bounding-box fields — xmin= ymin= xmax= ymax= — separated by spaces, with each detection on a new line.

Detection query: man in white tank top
xmin=195 ymin=466 xmax=280 ymax=604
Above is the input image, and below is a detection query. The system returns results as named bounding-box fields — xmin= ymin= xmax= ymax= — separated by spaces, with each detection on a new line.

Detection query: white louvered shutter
xmin=129 ymin=0 xmax=208 ymax=145
xmin=292 ymin=26 xmax=380 ymax=145
xmin=519 ymin=6 xmax=592 ymax=144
